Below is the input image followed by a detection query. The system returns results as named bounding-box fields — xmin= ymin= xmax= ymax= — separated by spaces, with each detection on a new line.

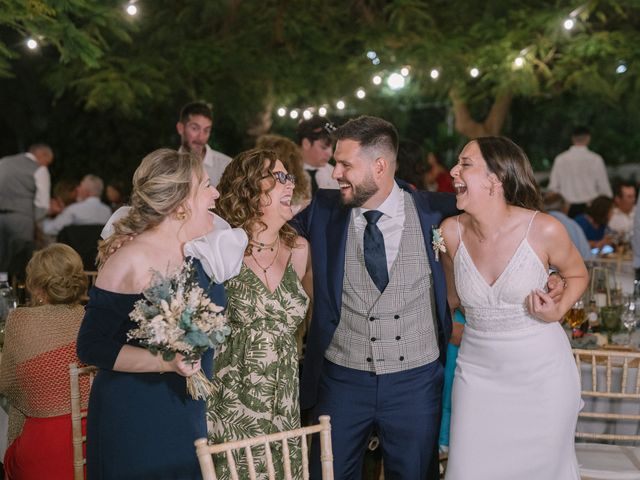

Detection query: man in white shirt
xmin=609 ymin=181 xmax=636 ymax=242
xmin=296 ymin=115 xmax=339 ymax=194
xmin=0 ymin=144 xmax=53 ymax=272
xmin=548 ymin=126 xmax=612 ymax=217
xmin=42 ymin=174 xmax=112 ymax=236
xmin=176 ymin=101 xmax=232 ymax=187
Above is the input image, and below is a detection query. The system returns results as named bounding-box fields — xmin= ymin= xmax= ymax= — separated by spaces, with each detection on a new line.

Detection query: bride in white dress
xmin=441 ymin=137 xmax=588 ymax=480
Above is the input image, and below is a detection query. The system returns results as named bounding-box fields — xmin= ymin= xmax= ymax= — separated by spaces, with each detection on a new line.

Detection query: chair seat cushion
xmin=577 ymin=443 xmax=640 ymax=479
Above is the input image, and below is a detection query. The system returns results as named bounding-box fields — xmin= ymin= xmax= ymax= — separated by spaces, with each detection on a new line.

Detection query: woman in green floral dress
xmin=208 ymin=149 xmax=312 ymax=479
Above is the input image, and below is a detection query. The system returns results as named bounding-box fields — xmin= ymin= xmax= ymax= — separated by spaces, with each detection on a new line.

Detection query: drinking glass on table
xmin=565 ymin=299 xmax=586 ymax=338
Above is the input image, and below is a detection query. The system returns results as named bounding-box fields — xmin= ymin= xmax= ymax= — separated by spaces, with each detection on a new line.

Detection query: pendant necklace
xmin=251 ymin=236 xmax=281 ymax=291
xmin=250 ymin=236 xmax=279 ymax=252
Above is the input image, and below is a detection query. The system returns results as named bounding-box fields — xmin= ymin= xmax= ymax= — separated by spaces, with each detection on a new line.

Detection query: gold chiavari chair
xmin=69 ymin=363 xmax=98 ymax=480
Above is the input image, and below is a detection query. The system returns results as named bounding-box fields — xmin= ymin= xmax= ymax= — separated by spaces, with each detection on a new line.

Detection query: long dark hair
xmin=475 ymin=136 xmax=542 ymax=211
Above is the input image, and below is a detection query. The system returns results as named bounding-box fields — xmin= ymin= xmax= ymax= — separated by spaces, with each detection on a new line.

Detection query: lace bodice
xmin=453 ymin=214 xmax=549 ymax=332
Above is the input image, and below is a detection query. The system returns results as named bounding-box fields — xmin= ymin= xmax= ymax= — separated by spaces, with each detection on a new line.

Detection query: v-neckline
xmin=243 ymin=261 xmax=292 ymax=296
xmin=458 ymin=238 xmax=528 ymax=289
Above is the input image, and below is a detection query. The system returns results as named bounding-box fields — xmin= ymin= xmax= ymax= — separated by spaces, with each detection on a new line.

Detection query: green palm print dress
xmin=207 ymin=259 xmax=309 ymax=479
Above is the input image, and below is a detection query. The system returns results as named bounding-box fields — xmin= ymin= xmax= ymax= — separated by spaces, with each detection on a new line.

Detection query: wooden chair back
xmin=69 ymin=363 xmax=98 ymax=480
xmin=194 ymin=415 xmax=333 ymax=480
xmin=573 ymin=348 xmax=640 ymax=443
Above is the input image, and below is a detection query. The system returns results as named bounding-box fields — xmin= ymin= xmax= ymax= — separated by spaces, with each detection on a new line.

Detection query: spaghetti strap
xmin=456 ymin=215 xmax=462 ymax=242
xmin=524 ymin=211 xmax=538 ymax=239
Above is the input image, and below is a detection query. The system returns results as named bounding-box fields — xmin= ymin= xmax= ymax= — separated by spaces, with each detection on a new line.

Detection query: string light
xmin=26 ymin=38 xmax=38 ymax=50
xmin=430 ymin=69 xmax=440 ymax=80
xmin=387 ymin=73 xmax=405 ymax=90
xmin=336 ymin=100 xmax=346 ymax=110
xmin=469 ymin=67 xmax=480 ymax=78
xmin=563 ymin=18 xmax=575 ymax=30
xmin=400 ymin=66 xmax=410 ymax=77
xmin=513 ymin=56 xmax=525 ymax=68
xmin=289 ymin=110 xmax=299 ymax=119
xmin=366 ymin=51 xmax=377 ymax=60
xmin=302 ymin=109 xmax=313 ymax=120
xmin=356 ymin=88 xmax=366 ymax=99
xmin=126 ymin=4 xmax=138 ymax=16
xmin=372 ymin=75 xmax=382 ymax=85
xmin=277 ymin=107 xmax=287 ymax=117
xmin=318 ymin=106 xmax=327 ymax=116
xmin=616 ymin=63 xmax=627 ymax=74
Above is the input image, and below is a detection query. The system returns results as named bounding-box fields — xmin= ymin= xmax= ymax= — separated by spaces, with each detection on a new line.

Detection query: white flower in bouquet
xmin=127 ymin=259 xmax=230 ymax=399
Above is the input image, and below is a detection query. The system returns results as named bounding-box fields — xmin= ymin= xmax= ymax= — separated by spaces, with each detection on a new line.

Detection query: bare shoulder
xmin=96 ymin=240 xmax=159 ymax=293
xmin=291 ymin=236 xmax=310 ymax=268
xmin=530 ymin=212 xmax=567 ymax=241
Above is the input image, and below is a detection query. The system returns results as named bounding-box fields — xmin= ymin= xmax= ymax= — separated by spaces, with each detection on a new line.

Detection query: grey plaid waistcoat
xmin=325 ymin=191 xmax=439 ymax=374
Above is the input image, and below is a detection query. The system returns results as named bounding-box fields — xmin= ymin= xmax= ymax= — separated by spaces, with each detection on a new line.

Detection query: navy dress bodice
xmin=77 ymin=258 xmax=225 ymax=479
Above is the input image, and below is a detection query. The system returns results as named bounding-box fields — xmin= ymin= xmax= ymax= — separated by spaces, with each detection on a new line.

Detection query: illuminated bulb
xmin=514 ymin=56 xmax=525 ymax=68
xmin=26 ymin=38 xmax=38 ymax=50
xmin=336 ymin=100 xmax=346 ymax=110
xmin=372 ymin=58 xmax=381 ymax=65
xmin=372 ymin=75 xmax=382 ymax=85
xmin=430 ymin=69 xmax=440 ymax=80
xmin=277 ymin=107 xmax=287 ymax=117
xmin=126 ymin=4 xmax=138 ymax=16
xmin=303 ymin=109 xmax=313 ymax=120
xmin=387 ymin=73 xmax=405 ymax=90
xmin=366 ymin=51 xmax=377 ymax=60
xmin=290 ymin=110 xmax=299 ymax=119
xmin=563 ymin=19 xmax=575 ymax=30
xmin=356 ymin=88 xmax=366 ymax=99
xmin=318 ymin=107 xmax=327 ymax=116
xmin=470 ymin=67 xmax=480 ymax=78
xmin=400 ymin=67 xmax=410 ymax=77
xmin=616 ymin=63 xmax=627 ymax=74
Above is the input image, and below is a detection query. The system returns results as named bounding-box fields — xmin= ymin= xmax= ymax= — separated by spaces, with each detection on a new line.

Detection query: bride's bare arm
xmin=440 ymin=216 xmax=461 ymax=313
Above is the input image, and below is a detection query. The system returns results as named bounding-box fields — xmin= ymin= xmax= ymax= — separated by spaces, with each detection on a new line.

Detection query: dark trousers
xmin=310 ymin=360 xmax=443 ymax=480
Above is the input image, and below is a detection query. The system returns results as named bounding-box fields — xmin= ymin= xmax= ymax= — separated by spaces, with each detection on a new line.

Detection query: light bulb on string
xmin=336 ymin=100 xmax=346 ymax=110
xmin=387 ymin=73 xmax=405 ymax=90
xmin=563 ymin=18 xmax=575 ymax=30
xmin=372 ymin=75 xmax=382 ymax=85
xmin=400 ymin=67 xmax=410 ymax=77
xmin=430 ymin=69 xmax=440 ymax=80
xmin=126 ymin=4 xmax=138 ymax=16
xmin=356 ymin=88 xmax=366 ymax=99
xmin=318 ymin=106 xmax=328 ymax=116
xmin=290 ymin=110 xmax=299 ymax=120
xmin=372 ymin=58 xmax=381 ymax=66
xmin=26 ymin=38 xmax=38 ymax=50
xmin=469 ymin=67 xmax=480 ymax=78
xmin=303 ymin=109 xmax=313 ymax=120
xmin=513 ymin=56 xmax=525 ymax=68
xmin=277 ymin=107 xmax=287 ymax=117
xmin=366 ymin=51 xmax=377 ymax=60
xmin=616 ymin=63 xmax=627 ymax=74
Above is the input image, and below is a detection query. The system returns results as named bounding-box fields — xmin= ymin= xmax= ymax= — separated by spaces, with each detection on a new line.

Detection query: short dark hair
xmin=542 ymin=191 xmax=567 ymax=212
xmin=572 ymin=126 xmax=590 ymax=137
xmin=295 ymin=116 xmax=336 ymax=145
xmin=586 ymin=195 xmax=613 ymax=227
xmin=613 ymin=180 xmax=637 ymax=198
xmin=179 ymin=101 xmax=213 ymax=124
xmin=333 ymin=115 xmax=398 ymax=159
xmin=396 ymin=139 xmax=425 ymax=187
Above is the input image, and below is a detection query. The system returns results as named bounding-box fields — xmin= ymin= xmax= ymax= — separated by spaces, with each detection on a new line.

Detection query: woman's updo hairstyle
xmin=26 ymin=243 xmax=87 ymax=305
xmin=97 ymin=148 xmax=203 ymax=267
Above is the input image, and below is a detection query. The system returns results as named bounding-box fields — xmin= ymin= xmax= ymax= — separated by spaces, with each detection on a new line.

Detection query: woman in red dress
xmin=0 ymin=243 xmax=88 ymax=479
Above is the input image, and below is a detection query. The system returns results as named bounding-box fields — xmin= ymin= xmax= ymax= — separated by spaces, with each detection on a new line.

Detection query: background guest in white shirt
xmin=42 ymin=174 xmax=112 ymax=236
xmin=176 ymin=101 xmax=232 ymax=187
xmin=548 ymin=126 xmax=612 ymax=217
xmin=608 ymin=181 xmax=636 ymax=243
xmin=295 ymin=115 xmax=339 ymax=194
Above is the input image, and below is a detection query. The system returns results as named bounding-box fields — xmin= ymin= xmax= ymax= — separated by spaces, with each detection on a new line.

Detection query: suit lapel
xmin=326 ymin=204 xmax=351 ymax=317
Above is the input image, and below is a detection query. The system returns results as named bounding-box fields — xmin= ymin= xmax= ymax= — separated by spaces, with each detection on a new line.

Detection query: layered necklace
xmin=250 ymin=236 xmax=281 ymax=291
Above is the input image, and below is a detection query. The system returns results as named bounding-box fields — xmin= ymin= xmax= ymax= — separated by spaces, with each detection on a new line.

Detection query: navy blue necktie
xmin=363 ymin=210 xmax=388 ymax=292
xmin=308 ymin=169 xmax=319 ymax=195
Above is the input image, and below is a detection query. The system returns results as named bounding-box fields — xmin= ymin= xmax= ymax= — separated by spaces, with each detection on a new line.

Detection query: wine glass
xmin=565 ymin=299 xmax=586 ymax=338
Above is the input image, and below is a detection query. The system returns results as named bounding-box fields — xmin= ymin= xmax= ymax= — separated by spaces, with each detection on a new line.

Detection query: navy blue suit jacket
xmin=291 ymin=181 xmax=459 ymax=409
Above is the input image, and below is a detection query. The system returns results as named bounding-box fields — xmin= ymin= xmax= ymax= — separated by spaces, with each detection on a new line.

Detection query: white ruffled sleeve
xmin=100 ymin=206 xmax=132 ymax=239
xmin=183 ymin=215 xmax=248 ymax=284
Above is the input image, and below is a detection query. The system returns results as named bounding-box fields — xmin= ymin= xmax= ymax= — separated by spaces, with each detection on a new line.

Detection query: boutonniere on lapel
xmin=432 ymin=226 xmax=446 ymax=261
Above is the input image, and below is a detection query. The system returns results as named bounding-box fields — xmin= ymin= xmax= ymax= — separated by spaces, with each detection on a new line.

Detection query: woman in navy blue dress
xmin=77 ymin=148 xmax=223 ymax=479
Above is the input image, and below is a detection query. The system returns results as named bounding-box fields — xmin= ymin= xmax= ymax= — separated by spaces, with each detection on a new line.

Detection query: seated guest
xmin=608 ymin=181 xmax=636 ymax=242
xmin=426 ymin=151 xmax=455 ymax=193
xmin=0 ymin=243 xmax=88 ymax=479
xmin=396 ymin=139 xmax=426 ymax=190
xmin=574 ymin=195 xmax=614 ymax=249
xmin=543 ymin=192 xmax=593 ymax=260
xmin=42 ymin=174 xmax=112 ymax=236
xmin=104 ymin=179 xmax=129 ymax=212
xmin=49 ymin=178 xmax=78 ymax=218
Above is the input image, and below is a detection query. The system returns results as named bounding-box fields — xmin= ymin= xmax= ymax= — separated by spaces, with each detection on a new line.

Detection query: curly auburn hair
xmin=216 ymin=148 xmax=298 ymax=255
xmin=26 ymin=243 xmax=88 ymax=305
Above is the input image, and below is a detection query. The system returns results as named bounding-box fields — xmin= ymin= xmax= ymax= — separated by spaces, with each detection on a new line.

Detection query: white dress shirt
xmin=303 ymin=163 xmax=339 ymax=190
xmin=352 ymin=182 xmax=405 ymax=273
xmin=178 ymin=144 xmax=232 ymax=188
xmin=609 ymin=206 xmax=635 ymax=239
xmin=42 ymin=196 xmax=113 ymax=236
xmin=548 ymin=145 xmax=612 ymax=204
xmin=25 ymin=152 xmax=51 ymax=212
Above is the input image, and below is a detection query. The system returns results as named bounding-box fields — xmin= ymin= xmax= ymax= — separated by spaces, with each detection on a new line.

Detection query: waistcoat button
xmin=395 ymin=336 xmax=401 ymax=340
xmin=399 ymin=356 xmax=404 ymax=361
xmin=366 ymin=357 xmax=372 ymax=362
xmin=371 ymin=337 xmax=376 ymax=342
xmin=394 ymin=315 xmax=400 ymax=319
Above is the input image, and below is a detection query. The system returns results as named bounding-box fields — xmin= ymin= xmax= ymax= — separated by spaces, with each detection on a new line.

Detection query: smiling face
xmin=259 ymin=159 xmax=295 ymax=226
xmin=176 ymin=114 xmax=212 ymax=158
xmin=183 ymin=170 xmax=219 ymax=239
xmin=332 ymin=139 xmax=380 ymax=208
xmin=450 ymin=141 xmax=497 ymax=211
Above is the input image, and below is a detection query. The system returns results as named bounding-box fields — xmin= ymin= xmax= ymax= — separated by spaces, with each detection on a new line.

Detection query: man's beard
xmin=340 ymin=173 xmax=379 ymax=208
xmin=183 ymin=141 xmax=206 ymax=159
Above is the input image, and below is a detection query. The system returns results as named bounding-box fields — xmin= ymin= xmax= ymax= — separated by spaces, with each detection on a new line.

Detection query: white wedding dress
xmin=445 ymin=213 xmax=581 ymax=480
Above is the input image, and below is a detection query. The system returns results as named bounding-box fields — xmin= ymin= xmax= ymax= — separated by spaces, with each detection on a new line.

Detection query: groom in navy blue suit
xmin=292 ymin=116 xmax=458 ymax=479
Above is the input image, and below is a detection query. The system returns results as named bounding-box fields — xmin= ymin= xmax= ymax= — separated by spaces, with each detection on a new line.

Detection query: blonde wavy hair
xmin=26 ymin=243 xmax=87 ymax=305
xmin=216 ymin=148 xmax=298 ymax=255
xmin=97 ymin=148 xmax=203 ymax=267
xmin=256 ymin=134 xmax=310 ymax=205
